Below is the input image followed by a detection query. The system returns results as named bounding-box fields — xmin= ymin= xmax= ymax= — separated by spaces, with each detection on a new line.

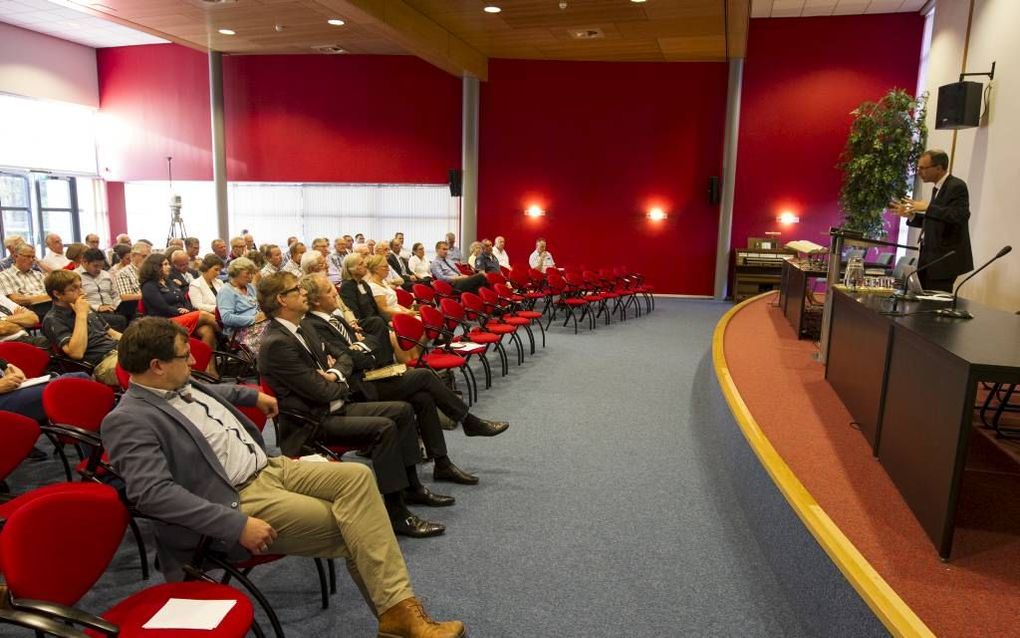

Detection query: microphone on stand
xmin=882 ymin=250 xmax=956 ymax=316
xmin=935 ymin=245 xmax=1012 ymax=319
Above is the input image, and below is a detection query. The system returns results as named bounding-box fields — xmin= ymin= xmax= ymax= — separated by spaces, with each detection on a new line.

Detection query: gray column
xmin=714 ymin=58 xmax=744 ymax=300
xmin=461 ymin=76 xmax=480 ymax=248
xmin=209 ymin=51 xmax=229 ymax=242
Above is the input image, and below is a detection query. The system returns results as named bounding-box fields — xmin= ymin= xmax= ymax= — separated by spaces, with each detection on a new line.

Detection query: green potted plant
xmin=837 ymin=89 xmax=927 ymax=238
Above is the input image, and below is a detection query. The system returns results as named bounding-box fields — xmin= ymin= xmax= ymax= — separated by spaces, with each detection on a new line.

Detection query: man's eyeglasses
xmin=169 ymin=349 xmax=192 ymax=361
xmin=280 ymin=286 xmax=301 ymax=296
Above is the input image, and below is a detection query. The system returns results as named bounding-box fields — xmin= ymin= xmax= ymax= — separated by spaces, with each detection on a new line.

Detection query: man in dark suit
xmin=385 ymin=240 xmax=417 ymax=291
xmin=894 ymin=149 xmax=974 ymax=292
xmin=102 ymin=318 xmax=465 ymax=638
xmin=301 ymin=274 xmax=509 ymax=485
xmin=256 ymin=271 xmax=449 ymax=538
xmin=339 ymin=253 xmax=386 ymax=321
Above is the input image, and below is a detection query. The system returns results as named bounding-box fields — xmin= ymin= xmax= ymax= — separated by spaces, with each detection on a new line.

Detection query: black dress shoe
xmin=462 ymin=416 xmax=509 ymax=437
xmin=392 ymin=514 xmax=446 ymax=538
xmin=433 ymin=462 xmax=479 ymax=485
xmin=404 ymin=487 xmax=455 ymax=507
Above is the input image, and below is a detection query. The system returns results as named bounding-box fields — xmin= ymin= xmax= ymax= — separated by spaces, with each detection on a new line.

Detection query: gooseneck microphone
xmin=936 ymin=245 xmax=1012 ymax=319
xmin=882 ymin=250 xmax=957 ymax=316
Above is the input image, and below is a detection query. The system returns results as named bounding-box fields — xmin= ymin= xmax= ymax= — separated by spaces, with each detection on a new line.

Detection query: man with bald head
xmin=168 ymin=249 xmax=199 ymax=291
xmin=493 ymin=236 xmax=510 ymax=269
xmin=40 ymin=233 xmax=71 ymax=273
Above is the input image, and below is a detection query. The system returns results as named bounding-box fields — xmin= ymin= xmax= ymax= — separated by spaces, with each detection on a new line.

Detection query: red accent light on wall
xmin=525 ymin=204 xmax=546 ymax=218
xmin=647 ymin=207 xmax=668 ymax=221
xmin=777 ymin=210 xmax=800 ymax=225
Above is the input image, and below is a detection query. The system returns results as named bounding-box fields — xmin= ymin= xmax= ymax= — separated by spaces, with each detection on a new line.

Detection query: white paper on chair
xmin=449 ymin=342 xmax=483 ymax=350
xmin=142 ymin=598 xmax=237 ymax=630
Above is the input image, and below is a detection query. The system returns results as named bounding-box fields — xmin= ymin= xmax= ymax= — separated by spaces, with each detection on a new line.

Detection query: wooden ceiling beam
xmin=726 ymin=0 xmax=751 ymax=59
xmin=316 ymin=0 xmax=488 ymax=80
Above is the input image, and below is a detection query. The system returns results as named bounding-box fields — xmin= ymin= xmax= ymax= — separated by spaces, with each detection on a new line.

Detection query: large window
xmin=124 ymin=181 xmax=458 ymax=255
xmin=0 ymin=171 xmax=100 ymax=256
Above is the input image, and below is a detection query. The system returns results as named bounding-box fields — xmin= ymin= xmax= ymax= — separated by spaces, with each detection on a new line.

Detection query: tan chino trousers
xmin=238 ymin=457 xmax=414 ymax=615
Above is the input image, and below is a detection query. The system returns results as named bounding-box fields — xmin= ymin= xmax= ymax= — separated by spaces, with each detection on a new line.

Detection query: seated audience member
xmin=493 ymin=236 xmax=510 ymax=269
xmin=217 ymin=257 xmax=267 ymax=354
xmin=257 ymin=273 xmax=450 ymax=538
xmin=109 ymin=243 xmax=132 ymax=276
xmin=444 ymin=232 xmax=462 ymax=263
xmin=0 ymin=293 xmax=48 ymax=348
xmin=184 ymin=236 xmax=202 ymax=270
xmin=466 ymin=242 xmax=482 ymax=271
xmin=329 ymin=237 xmax=350 ymax=283
xmin=354 ymin=233 xmax=365 ymax=244
xmin=0 ymin=235 xmax=25 ymax=271
xmin=40 ymin=233 xmax=71 ymax=273
xmin=302 ymin=274 xmax=508 ymax=482
xmin=243 ymin=233 xmax=256 ymax=251
xmin=41 ymin=270 xmax=121 ymax=386
xmin=365 ymin=256 xmax=417 ymax=320
xmin=407 ymin=243 xmax=432 ymax=284
xmin=78 ymin=248 xmax=126 ymax=332
xmin=103 ymin=318 xmax=465 ymax=638
xmin=189 ymin=254 xmax=225 ymax=313
xmin=529 ymin=238 xmax=556 ymax=273
xmin=300 ymin=250 xmax=327 ymax=275
xmin=0 ymin=243 xmax=52 ymax=318
xmin=106 ymin=233 xmax=132 ymax=267
xmin=211 ymin=238 xmax=230 ymax=263
xmin=366 ymin=239 xmax=377 ymax=256
xmin=168 ymin=249 xmax=198 ymax=291
xmin=386 ymin=240 xmax=417 ymax=289
xmin=474 ymin=239 xmax=501 ymax=273
xmin=138 ymin=253 xmax=219 ymax=369
xmin=84 ymin=234 xmax=110 ymax=269
xmin=430 ymin=242 xmax=486 ymax=294
xmin=393 ymin=233 xmax=412 ymax=260
xmin=282 ymin=241 xmax=305 ymax=275
xmin=227 ymin=236 xmax=247 ymax=264
xmin=374 ymin=242 xmax=405 ymax=288
xmin=0 ymin=357 xmax=88 ymax=422
xmin=65 ymin=243 xmax=88 ymax=270
xmin=166 ymin=238 xmax=185 ymax=255
xmin=244 ymin=249 xmax=266 ymax=275
xmin=261 ymin=244 xmax=284 ymax=278
xmin=115 ymin=242 xmax=151 ymax=321
xmin=340 ymin=253 xmax=386 ymax=322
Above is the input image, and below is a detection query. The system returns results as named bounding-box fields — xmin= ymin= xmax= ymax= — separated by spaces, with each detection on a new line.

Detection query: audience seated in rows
xmin=0 ymin=293 xmax=48 ymax=348
xmin=0 ymin=242 xmax=51 ymax=319
xmin=41 ymin=269 xmax=121 ymax=386
xmin=431 ymin=241 xmax=486 ymax=294
xmin=189 ymin=254 xmax=226 ymax=313
xmin=138 ymin=252 xmax=219 ymax=370
xmin=218 ymin=257 xmax=267 ymax=354
xmin=529 ymin=238 xmax=555 ymax=273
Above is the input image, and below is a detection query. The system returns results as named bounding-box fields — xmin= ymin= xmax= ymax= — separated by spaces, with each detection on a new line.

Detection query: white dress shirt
xmin=529 ymin=250 xmax=555 ymax=272
xmin=0 ymin=294 xmax=29 ymax=342
xmin=493 ymin=247 xmax=510 ymax=268
xmin=408 ymin=255 xmax=431 ymax=279
xmin=41 ymin=250 xmax=71 ymax=272
xmin=189 ymin=276 xmax=224 ymax=313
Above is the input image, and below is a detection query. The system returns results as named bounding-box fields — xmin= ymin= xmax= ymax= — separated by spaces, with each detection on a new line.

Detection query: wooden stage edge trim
xmin=712 ymin=291 xmax=934 ymax=638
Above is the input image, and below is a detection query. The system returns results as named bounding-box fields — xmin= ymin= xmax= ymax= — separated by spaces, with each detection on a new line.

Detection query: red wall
xmin=732 ymin=15 xmax=924 ymax=250
xmin=97 ymin=44 xmax=212 ymax=182
xmin=477 ymin=59 xmax=728 ymax=296
xmin=222 ymin=55 xmax=460 ymax=183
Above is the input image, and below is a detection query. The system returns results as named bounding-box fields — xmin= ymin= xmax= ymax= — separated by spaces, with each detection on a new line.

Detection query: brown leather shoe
xmin=377 ymin=597 xmax=465 ymax=638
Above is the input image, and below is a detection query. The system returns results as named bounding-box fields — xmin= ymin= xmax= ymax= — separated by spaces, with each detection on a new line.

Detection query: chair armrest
xmin=40 ymin=423 xmax=102 ymax=448
xmin=0 ymin=608 xmax=93 ymax=638
xmin=9 ymin=598 xmax=118 ymax=636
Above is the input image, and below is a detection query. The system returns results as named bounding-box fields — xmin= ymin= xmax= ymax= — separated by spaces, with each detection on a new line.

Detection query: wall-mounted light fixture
xmin=647 ymin=206 xmax=668 ymax=221
xmin=777 ymin=210 xmax=800 ymax=225
xmin=525 ymin=204 xmax=545 ymax=218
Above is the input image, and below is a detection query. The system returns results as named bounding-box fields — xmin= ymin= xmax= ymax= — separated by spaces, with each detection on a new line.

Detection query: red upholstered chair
xmin=189 ymin=337 xmax=256 ymax=383
xmin=456 ymin=262 xmax=475 ymax=276
xmin=0 ymin=482 xmax=256 ymax=638
xmin=391 ymin=313 xmax=476 ymax=404
xmin=114 ymin=362 xmax=131 ymax=390
xmin=618 ymin=265 xmax=654 ymax=312
xmin=395 ymin=286 xmax=415 ymax=309
xmin=494 ymin=282 xmax=546 ymax=348
xmin=0 ymin=342 xmax=50 ymax=378
xmin=484 ymin=271 xmax=507 ymax=287
xmin=460 ymin=292 xmax=524 ymax=366
xmin=440 ymin=298 xmax=507 ymax=379
xmin=0 ymin=411 xmax=40 ymax=489
xmin=420 ymin=304 xmax=490 ymax=393
xmin=431 ymin=279 xmax=458 ymax=300
xmin=479 ymin=286 xmax=534 ymax=355
xmin=412 ymin=283 xmax=437 ymax=307
xmin=41 ymin=377 xmax=115 ymax=482
xmin=545 ymin=270 xmax=593 ymax=334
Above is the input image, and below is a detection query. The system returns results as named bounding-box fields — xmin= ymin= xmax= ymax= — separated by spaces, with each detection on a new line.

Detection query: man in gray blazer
xmin=101 ymin=317 xmax=464 ymax=638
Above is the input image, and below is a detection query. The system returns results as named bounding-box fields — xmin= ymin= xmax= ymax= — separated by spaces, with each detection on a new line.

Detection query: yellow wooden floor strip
xmin=712 ymin=292 xmax=934 ymax=638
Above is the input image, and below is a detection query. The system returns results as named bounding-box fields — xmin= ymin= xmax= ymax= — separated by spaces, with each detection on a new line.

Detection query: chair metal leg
xmin=313 ymin=558 xmax=329 ymax=609
xmin=127 ymin=516 xmax=150 ymax=579
xmin=327 ymin=558 xmax=337 ymax=594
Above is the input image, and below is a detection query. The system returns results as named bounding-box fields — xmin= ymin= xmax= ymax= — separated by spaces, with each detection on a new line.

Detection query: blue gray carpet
xmin=2 ymin=298 xmax=886 ymax=637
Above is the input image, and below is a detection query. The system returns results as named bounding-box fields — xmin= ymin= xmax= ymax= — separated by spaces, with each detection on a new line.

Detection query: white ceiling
xmin=751 ymin=0 xmax=929 ymax=18
xmin=0 ymin=0 xmax=165 ymax=48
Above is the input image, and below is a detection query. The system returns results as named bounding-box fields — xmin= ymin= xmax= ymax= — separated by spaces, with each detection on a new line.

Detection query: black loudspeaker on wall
xmin=708 ymin=176 xmax=721 ymax=205
xmin=936 ymin=81 xmax=982 ymax=130
xmin=448 ymin=169 xmax=463 ymax=197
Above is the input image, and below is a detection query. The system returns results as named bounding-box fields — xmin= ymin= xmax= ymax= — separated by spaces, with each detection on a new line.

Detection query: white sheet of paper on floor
xmin=142 ymin=598 xmax=237 ymax=630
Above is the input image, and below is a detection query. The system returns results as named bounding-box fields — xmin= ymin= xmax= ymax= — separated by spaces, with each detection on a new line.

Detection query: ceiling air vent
xmin=568 ymin=27 xmax=604 ymax=40
xmin=313 ymin=45 xmax=347 ymax=54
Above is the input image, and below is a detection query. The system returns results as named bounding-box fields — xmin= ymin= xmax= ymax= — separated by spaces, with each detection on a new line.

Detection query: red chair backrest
xmin=395 ymin=287 xmax=414 ymax=309
xmin=63 ymin=262 xmax=77 ymax=270
xmin=189 ymin=337 xmax=213 ymax=372
xmin=235 ymin=383 xmax=267 ymax=432
xmin=0 ymin=482 xmax=128 ymax=605
xmin=114 ymin=362 xmax=130 ymax=390
xmin=509 ymin=266 xmax=532 ymax=291
xmin=0 ymin=411 xmax=41 ymax=482
xmin=477 ymin=287 xmax=500 ymax=313
xmin=460 ymin=292 xmax=485 ymax=320
xmin=136 ymin=296 xmax=146 ymax=315
xmin=494 ymin=283 xmax=516 ymax=301
xmin=432 ymin=279 xmax=454 ymax=297
xmin=418 ymin=305 xmax=446 ymax=339
xmin=42 ymin=377 xmax=115 ymax=433
xmin=499 ymin=265 xmax=511 ymax=277
xmin=456 ymin=263 xmax=475 ymax=276
xmin=439 ymin=298 xmax=465 ymax=331
xmin=412 ymin=283 xmax=436 ymax=306
xmin=391 ymin=314 xmax=424 ymax=351
xmin=484 ymin=272 xmax=506 ymax=287
xmin=0 ymin=342 xmax=50 ymax=378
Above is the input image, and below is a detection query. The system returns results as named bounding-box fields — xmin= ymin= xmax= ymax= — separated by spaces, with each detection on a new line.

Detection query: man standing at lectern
xmin=893 ymin=149 xmax=974 ymax=291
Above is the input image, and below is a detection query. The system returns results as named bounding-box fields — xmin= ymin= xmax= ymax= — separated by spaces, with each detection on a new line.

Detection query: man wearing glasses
xmin=892 ymin=148 xmax=974 ymax=291
xmin=103 ymin=318 xmax=465 ymax=638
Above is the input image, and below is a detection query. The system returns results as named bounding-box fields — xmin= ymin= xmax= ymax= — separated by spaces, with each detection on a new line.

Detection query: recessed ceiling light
xmin=630 ymin=0 xmax=647 ymax=3
xmin=327 ymin=19 xmax=345 ymax=26
xmin=483 ymin=6 xmax=502 ymax=13
xmin=218 ymin=28 xmax=236 ymax=35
